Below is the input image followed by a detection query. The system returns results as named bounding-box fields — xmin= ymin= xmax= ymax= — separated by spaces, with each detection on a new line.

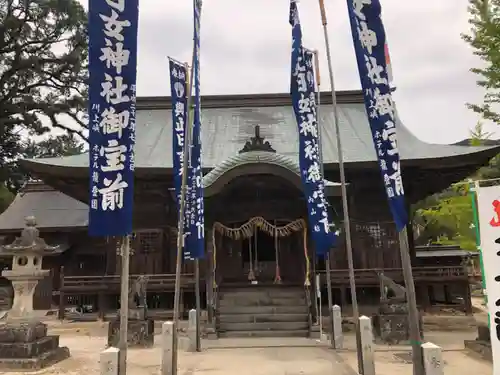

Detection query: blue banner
xmin=186 ymin=0 xmax=205 ymax=259
xmin=289 ymin=0 xmax=336 ymax=257
xmin=88 ymin=0 xmax=138 ymax=237
xmin=346 ymin=0 xmax=407 ymax=231
xmin=168 ymin=59 xmax=192 ymax=258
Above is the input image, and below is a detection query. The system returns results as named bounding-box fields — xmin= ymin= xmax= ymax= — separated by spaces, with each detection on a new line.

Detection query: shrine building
xmin=0 ymin=91 xmax=492 ymax=337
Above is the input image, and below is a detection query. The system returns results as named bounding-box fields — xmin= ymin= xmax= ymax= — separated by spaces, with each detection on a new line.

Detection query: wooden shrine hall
xmin=0 ymin=91 xmax=494 ymax=337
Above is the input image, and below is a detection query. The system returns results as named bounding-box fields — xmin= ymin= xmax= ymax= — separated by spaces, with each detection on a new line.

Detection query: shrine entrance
xmin=212 ymin=217 xmax=308 ymax=285
xmin=203 ymin=125 xmax=341 ymax=288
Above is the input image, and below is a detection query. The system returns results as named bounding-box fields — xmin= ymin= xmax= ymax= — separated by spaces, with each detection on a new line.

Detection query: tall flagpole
xmin=118 ymin=235 xmax=130 ymax=375
xmin=191 ymin=0 xmax=203 ymax=352
xmin=317 ymin=0 xmax=362 ymax=371
xmin=313 ymin=50 xmax=334 ymax=347
xmin=171 ymin=62 xmax=194 ymax=375
xmin=471 ymin=181 xmax=488 ymax=318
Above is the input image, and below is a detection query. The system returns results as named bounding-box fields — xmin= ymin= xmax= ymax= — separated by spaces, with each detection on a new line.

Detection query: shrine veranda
xmin=0 ymin=91 xmax=494 ymax=326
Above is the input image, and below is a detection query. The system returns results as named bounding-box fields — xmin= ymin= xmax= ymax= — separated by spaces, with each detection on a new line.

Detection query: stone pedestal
xmin=373 ymin=302 xmax=416 ymax=344
xmin=464 ymin=323 xmax=492 ymax=361
xmin=3 ymin=270 xmax=47 ymax=319
xmin=107 ymin=318 xmax=154 ymax=348
xmin=0 ymin=321 xmax=69 ymax=371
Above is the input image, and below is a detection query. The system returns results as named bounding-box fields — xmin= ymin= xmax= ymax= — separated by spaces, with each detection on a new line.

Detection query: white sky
xmin=80 ymin=0 xmax=497 ymax=144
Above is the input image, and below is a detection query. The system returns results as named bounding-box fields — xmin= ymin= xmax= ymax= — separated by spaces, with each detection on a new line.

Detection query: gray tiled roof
xmin=22 ymin=101 xmax=497 ymax=170
xmin=0 ymin=184 xmax=88 ymax=232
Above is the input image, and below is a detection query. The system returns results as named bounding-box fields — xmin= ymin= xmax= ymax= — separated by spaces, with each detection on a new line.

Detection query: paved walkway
xmin=3 ymin=334 xmax=354 ymax=375
xmin=2 ymin=320 xmax=493 ymax=375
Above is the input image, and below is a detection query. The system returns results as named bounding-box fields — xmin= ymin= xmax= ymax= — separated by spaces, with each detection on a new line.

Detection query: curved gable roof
xmin=202 ymin=151 xmax=342 ymax=196
xmin=19 ymin=91 xmax=500 ymax=175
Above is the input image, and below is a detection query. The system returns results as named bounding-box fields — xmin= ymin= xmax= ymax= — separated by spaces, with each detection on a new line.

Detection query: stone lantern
xmin=0 ymin=216 xmax=70 ymax=371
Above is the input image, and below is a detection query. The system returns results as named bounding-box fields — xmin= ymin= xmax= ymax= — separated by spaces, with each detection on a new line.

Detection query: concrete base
xmin=464 ymin=323 xmax=492 ymax=362
xmin=464 ymin=339 xmax=492 ymax=362
xmin=0 ymin=321 xmax=70 ymax=371
xmin=205 ymin=326 xmax=218 ymax=340
xmin=107 ymin=319 xmax=154 ymax=348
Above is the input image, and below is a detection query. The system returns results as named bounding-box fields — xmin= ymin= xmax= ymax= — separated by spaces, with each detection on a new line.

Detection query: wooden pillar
xmin=58 ymin=266 xmax=65 ymax=320
xmin=406 ymin=202 xmax=417 ymax=265
xmin=443 ymin=284 xmax=450 ymax=304
xmin=206 ymin=228 xmax=214 ymax=325
xmin=419 ymin=284 xmax=431 ymax=312
xmin=464 ymin=281 xmax=473 ymax=315
xmin=340 ymin=285 xmax=347 ymax=308
xmin=98 ymin=292 xmax=106 ymax=320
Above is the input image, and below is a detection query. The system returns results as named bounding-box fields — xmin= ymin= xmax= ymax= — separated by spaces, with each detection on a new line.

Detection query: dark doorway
xmin=241 ymin=228 xmax=276 ymax=264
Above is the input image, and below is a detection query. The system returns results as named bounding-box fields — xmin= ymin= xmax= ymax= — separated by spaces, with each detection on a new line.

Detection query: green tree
xmin=412 ymin=122 xmax=495 ymax=249
xmin=415 ymin=185 xmax=476 ymax=250
xmin=7 ymin=133 xmax=84 ymax=191
xmin=470 ymin=121 xmax=493 ymax=145
xmin=0 ymin=0 xmax=88 ymax=188
xmin=23 ymin=133 xmax=85 ymax=159
xmin=462 ymin=0 xmax=500 ymax=123
xmin=0 ymin=185 xmax=14 ymax=214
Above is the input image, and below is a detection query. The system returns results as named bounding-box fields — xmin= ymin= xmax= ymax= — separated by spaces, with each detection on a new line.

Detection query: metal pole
xmin=471 ymin=181 xmax=487 ymax=316
xmin=118 ymin=235 xmax=130 ymax=375
xmin=313 ymin=50 xmax=334 ymax=348
xmin=195 ymin=259 xmax=201 ymax=351
xmin=171 ymin=62 xmax=194 ymax=375
xmin=317 ymin=0 xmax=362 ymax=370
xmin=398 ymin=228 xmax=424 ymax=375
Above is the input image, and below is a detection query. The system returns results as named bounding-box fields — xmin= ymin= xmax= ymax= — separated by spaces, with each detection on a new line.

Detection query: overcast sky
xmin=86 ymin=0 xmax=497 ymax=144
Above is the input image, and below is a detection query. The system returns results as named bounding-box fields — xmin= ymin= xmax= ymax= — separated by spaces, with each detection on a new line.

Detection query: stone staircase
xmin=216 ymin=285 xmax=310 ymax=338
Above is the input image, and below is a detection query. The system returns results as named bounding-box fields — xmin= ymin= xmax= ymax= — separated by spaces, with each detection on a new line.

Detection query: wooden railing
xmin=61 ymin=273 xmax=197 ymax=293
xmin=317 ymin=266 xmax=470 ymax=285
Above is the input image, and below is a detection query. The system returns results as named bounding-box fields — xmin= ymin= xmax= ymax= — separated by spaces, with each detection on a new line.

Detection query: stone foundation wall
xmin=318 ymin=313 xmax=477 ymax=333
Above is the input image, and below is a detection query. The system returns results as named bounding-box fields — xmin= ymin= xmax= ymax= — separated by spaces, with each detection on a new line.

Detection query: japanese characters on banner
xmin=476 ymin=185 xmax=500 ymax=375
xmin=88 ymin=0 xmax=138 ymax=237
xmin=168 ymin=59 xmax=192 ymax=259
xmin=346 ymin=0 xmax=407 ymax=231
xmin=186 ymin=0 xmax=205 ymax=259
xmin=289 ymin=0 xmax=336 ymax=257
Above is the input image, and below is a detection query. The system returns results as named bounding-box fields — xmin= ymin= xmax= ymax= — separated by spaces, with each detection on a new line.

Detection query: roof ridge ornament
xmin=239 ymin=125 xmax=276 ymax=154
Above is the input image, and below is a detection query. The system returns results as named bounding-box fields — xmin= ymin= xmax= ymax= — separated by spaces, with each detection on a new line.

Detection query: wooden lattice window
xmin=132 ymin=230 xmax=162 ymax=254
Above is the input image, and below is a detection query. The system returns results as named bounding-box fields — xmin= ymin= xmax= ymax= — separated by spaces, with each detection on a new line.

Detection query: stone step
xmin=218 ymin=321 xmax=309 ymax=331
xmin=218 ymin=305 xmax=309 ymax=315
xmin=219 ymin=296 xmax=306 ymax=307
xmin=220 ymin=289 xmax=305 ymax=299
xmin=218 ymin=330 xmax=309 ymax=338
xmin=218 ymin=313 xmax=308 ymax=323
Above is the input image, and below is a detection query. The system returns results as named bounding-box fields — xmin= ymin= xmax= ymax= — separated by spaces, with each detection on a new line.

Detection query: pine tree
xmin=462 ymin=0 xmax=500 ymax=123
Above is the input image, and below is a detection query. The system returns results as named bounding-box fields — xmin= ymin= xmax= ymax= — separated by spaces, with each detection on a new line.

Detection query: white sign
xmin=476 ymin=184 xmax=500 ymax=375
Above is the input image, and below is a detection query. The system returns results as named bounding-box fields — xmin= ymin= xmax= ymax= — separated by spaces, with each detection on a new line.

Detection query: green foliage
xmin=0 ymin=0 xmax=88 ymax=190
xmin=415 ymin=185 xmax=477 ymax=251
xmin=0 ymin=185 xmax=14 ymax=214
xmin=469 ymin=121 xmax=493 ymax=145
xmin=8 ymin=133 xmax=84 ymax=191
xmin=462 ymin=0 xmax=500 ymax=123
xmin=23 ymin=133 xmax=84 ymax=159
xmin=413 ymin=122 xmax=496 ymax=250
